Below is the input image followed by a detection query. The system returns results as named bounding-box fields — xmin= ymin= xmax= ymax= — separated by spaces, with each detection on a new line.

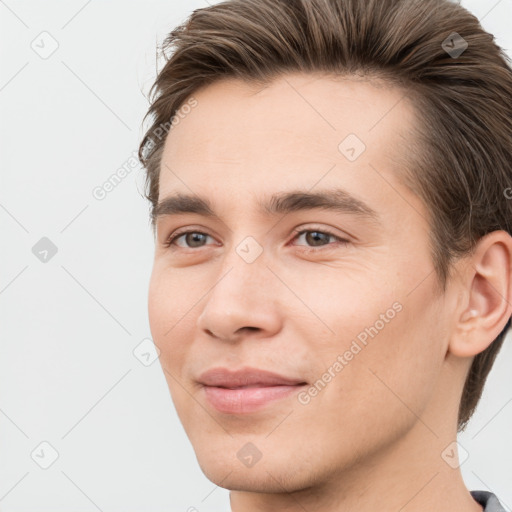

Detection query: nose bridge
xmin=197 ymin=236 xmax=281 ymax=339
xmin=208 ymin=237 xmax=270 ymax=310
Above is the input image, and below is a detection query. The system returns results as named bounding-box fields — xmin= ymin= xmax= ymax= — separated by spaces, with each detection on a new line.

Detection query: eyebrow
xmin=153 ymin=188 xmax=381 ymax=226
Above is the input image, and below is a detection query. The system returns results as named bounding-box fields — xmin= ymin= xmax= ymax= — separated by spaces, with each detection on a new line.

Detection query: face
xmin=148 ymin=73 xmax=456 ymax=492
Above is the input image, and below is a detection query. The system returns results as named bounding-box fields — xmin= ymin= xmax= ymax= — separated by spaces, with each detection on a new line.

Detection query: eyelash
xmin=163 ymin=227 xmax=349 ymax=252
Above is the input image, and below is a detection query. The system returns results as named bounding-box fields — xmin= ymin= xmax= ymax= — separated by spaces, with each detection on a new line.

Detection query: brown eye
xmin=292 ymin=229 xmax=349 ymax=249
xmin=165 ymin=231 xmax=213 ymax=248
xmin=304 ymin=231 xmax=332 ymax=246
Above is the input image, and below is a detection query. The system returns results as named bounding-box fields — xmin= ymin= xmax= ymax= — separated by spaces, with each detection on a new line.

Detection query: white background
xmin=1 ymin=0 xmax=511 ymax=510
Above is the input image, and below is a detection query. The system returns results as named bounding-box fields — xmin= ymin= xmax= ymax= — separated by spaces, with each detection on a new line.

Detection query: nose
xmin=196 ymin=251 xmax=282 ymax=343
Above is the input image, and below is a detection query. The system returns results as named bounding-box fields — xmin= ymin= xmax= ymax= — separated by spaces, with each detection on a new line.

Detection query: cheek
xmin=340 ymin=290 xmax=443 ymax=427
xmin=288 ymin=267 xmax=401 ymax=340
xmin=302 ymin=306 xmax=442 ymax=462
xmin=148 ymin=272 xmax=196 ymax=425
xmin=148 ymin=267 xmax=193 ymax=370
xmin=147 ymin=271 xmax=169 ymax=342
xmin=302 ymin=265 xmax=444 ymax=418
xmin=148 ymin=262 xmax=201 ymax=334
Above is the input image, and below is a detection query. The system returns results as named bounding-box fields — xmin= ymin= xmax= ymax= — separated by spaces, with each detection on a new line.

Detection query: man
xmin=138 ymin=0 xmax=512 ymax=510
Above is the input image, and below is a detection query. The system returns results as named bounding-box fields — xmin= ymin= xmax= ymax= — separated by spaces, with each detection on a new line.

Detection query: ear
xmin=449 ymin=230 xmax=512 ymax=358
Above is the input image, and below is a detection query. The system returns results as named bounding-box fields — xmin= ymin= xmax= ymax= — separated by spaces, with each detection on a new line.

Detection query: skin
xmin=148 ymin=73 xmax=512 ymax=511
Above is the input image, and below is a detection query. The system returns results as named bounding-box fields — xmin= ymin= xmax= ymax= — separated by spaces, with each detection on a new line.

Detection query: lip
xmin=197 ymin=366 xmax=308 ymax=414
xmin=197 ymin=366 xmax=306 ymax=388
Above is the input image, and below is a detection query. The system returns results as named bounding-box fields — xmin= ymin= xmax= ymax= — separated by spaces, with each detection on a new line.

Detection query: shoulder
xmin=471 ymin=490 xmax=507 ymax=512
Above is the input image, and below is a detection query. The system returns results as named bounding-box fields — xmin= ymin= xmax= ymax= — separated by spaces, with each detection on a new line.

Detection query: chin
xmin=193 ymin=444 xmax=318 ymax=493
xmin=198 ymin=462 xmax=306 ymax=493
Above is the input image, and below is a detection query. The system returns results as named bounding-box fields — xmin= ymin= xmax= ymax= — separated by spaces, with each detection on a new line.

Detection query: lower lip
xmin=202 ymin=384 xmax=306 ymax=414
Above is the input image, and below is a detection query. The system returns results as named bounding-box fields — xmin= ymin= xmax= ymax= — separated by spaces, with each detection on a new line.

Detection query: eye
xmin=290 ymin=228 xmax=349 ymax=250
xmin=164 ymin=230 xmax=215 ymax=249
xmin=163 ymin=227 xmax=349 ymax=251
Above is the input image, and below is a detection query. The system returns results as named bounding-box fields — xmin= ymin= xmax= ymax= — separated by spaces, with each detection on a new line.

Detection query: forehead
xmin=158 ymin=72 xmax=424 ymax=226
xmin=165 ymin=73 xmax=412 ymax=150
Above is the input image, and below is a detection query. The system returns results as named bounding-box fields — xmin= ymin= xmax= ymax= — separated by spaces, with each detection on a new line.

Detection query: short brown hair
xmin=138 ymin=0 xmax=512 ymax=432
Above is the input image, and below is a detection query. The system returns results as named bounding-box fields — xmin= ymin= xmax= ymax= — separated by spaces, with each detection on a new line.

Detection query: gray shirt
xmin=471 ymin=490 xmax=507 ymax=512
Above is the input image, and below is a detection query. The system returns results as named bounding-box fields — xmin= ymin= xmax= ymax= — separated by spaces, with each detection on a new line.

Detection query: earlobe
xmin=448 ymin=231 xmax=512 ymax=359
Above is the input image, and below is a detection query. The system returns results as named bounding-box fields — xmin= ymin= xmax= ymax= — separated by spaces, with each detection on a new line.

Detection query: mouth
xmin=200 ymin=382 xmax=308 ymax=414
xmin=197 ymin=366 xmax=306 ymax=387
xmin=216 ymin=383 xmax=306 ymax=389
xmin=197 ymin=366 xmax=308 ymax=414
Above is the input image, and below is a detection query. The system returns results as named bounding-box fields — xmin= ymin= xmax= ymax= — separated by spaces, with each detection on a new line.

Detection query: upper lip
xmin=197 ymin=366 xmax=307 ymax=388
